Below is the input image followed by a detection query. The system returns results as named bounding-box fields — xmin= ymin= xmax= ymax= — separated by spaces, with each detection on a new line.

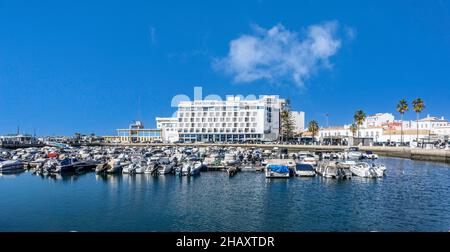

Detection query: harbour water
xmin=1 ymin=157 xmax=449 ymax=231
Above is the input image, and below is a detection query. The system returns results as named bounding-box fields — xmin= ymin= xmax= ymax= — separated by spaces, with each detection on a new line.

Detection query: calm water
xmin=1 ymin=157 xmax=450 ymax=231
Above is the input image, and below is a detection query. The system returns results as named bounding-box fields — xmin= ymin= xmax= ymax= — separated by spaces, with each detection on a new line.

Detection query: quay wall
xmin=90 ymin=142 xmax=450 ymax=164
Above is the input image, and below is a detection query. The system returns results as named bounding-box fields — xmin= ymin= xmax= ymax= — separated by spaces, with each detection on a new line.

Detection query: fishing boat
xmin=350 ymin=162 xmax=384 ymax=178
xmin=295 ymin=163 xmax=316 ymax=177
xmin=265 ymin=164 xmax=290 ymax=178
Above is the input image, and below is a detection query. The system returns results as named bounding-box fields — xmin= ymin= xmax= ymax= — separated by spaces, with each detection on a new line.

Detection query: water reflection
xmin=1 ymin=157 xmax=450 ymax=231
xmin=0 ymin=169 xmax=26 ymax=177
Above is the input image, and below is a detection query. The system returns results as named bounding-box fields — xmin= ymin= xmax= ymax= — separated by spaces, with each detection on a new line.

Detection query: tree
xmin=412 ymin=98 xmax=425 ymax=146
xmin=353 ymin=110 xmax=366 ymax=138
xmin=397 ymin=99 xmax=409 ymax=145
xmin=280 ymin=99 xmax=295 ymax=142
xmin=349 ymin=123 xmax=357 ymax=137
xmin=308 ymin=120 xmax=319 ymax=143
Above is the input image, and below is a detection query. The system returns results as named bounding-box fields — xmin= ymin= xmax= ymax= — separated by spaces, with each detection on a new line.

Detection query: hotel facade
xmin=106 ymin=95 xmax=305 ymax=143
xmin=175 ymin=95 xmax=288 ymax=142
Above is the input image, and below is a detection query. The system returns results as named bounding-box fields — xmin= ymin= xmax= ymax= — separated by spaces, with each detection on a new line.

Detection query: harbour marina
xmin=1 ymin=147 xmax=449 ymax=231
xmin=1 ymin=145 xmax=390 ymax=179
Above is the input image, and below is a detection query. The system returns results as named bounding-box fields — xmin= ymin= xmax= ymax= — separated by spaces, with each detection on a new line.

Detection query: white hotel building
xmin=174 ymin=95 xmax=287 ymax=142
xmin=107 ymin=95 xmax=305 ymax=143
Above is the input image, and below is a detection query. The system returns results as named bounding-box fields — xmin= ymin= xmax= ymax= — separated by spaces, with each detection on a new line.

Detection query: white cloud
xmin=215 ymin=21 xmax=342 ymax=86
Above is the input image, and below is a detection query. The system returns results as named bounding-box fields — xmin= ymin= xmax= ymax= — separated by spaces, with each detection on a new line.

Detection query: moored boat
xmin=295 ymin=163 xmax=316 ymax=177
xmin=0 ymin=160 xmax=24 ymax=172
xmin=265 ymin=164 xmax=290 ymax=178
xmin=350 ymin=162 xmax=384 ymax=178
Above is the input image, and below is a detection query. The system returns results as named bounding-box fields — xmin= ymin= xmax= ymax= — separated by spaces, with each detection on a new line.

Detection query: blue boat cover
xmin=267 ymin=164 xmax=289 ymax=173
xmin=296 ymin=164 xmax=314 ymax=171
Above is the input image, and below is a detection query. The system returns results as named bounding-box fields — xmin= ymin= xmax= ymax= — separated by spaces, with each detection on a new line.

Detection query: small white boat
xmin=106 ymin=159 xmax=125 ymax=174
xmin=180 ymin=161 xmax=202 ymax=176
xmin=122 ymin=163 xmax=136 ymax=174
xmin=346 ymin=147 xmax=363 ymax=160
xmin=350 ymin=162 xmax=384 ymax=178
xmin=144 ymin=161 xmax=158 ymax=174
xmin=95 ymin=162 xmax=109 ymax=173
xmin=295 ymin=163 xmax=316 ymax=177
xmin=299 ymin=156 xmax=317 ymax=166
xmin=221 ymin=153 xmax=239 ymax=166
xmin=317 ymin=161 xmax=352 ymax=179
xmin=158 ymin=163 xmax=174 ymax=175
xmin=134 ymin=162 xmax=146 ymax=174
xmin=265 ymin=164 xmax=290 ymax=178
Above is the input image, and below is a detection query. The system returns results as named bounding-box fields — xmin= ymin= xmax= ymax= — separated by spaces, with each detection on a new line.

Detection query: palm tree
xmin=349 ymin=123 xmax=357 ymax=137
xmin=412 ymin=98 xmax=425 ymax=145
xmin=396 ymin=99 xmax=409 ymax=145
xmin=353 ymin=110 xmax=366 ymax=138
xmin=308 ymin=120 xmax=319 ymax=144
xmin=280 ymin=99 xmax=294 ymax=142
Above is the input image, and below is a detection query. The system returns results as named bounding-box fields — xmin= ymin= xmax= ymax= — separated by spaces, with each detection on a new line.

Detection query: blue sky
xmin=1 ymin=0 xmax=449 ymax=136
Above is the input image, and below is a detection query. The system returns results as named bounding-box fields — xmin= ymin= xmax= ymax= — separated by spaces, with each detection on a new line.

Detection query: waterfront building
xmin=319 ymin=113 xmax=449 ymax=146
xmin=175 ymin=95 xmax=287 ymax=142
xmin=156 ymin=117 xmax=179 ymax=143
xmin=104 ymin=121 xmax=161 ymax=143
xmin=0 ymin=134 xmax=42 ymax=148
xmin=103 ymin=95 xmax=305 ymax=143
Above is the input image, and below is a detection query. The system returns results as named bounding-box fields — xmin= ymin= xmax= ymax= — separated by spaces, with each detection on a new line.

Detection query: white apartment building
xmin=156 ymin=117 xmax=179 ymax=143
xmin=363 ymin=113 xmax=395 ymax=128
xmin=175 ymin=95 xmax=285 ymax=142
xmin=291 ymin=111 xmax=305 ymax=133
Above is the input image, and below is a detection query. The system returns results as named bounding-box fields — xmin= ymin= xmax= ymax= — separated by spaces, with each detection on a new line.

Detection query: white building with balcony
xmin=173 ymin=95 xmax=290 ymax=142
